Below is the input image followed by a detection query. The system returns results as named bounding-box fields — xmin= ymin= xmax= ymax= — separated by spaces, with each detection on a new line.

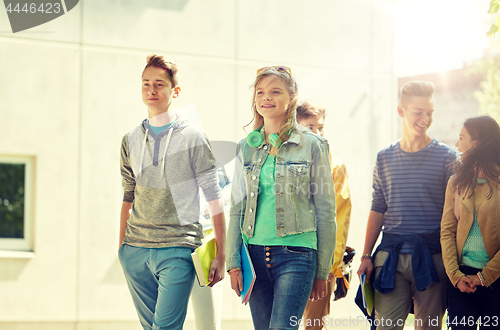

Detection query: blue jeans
xmin=248 ymin=244 xmax=317 ymax=330
xmin=118 ymin=244 xmax=195 ymax=330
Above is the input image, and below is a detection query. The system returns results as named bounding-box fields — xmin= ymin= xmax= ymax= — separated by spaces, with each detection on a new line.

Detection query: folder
xmin=191 ymin=237 xmax=217 ymax=287
xmin=360 ymin=273 xmax=374 ymax=316
xmin=240 ymin=243 xmax=256 ymax=305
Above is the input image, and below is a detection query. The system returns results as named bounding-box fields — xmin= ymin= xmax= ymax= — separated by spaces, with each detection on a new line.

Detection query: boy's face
xmin=297 ymin=115 xmax=325 ymax=137
xmin=142 ymin=66 xmax=179 ymax=114
xmin=398 ymin=96 xmax=434 ymax=138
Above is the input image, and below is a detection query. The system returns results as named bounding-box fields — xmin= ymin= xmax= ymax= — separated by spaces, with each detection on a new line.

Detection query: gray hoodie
xmin=120 ymin=117 xmax=221 ymax=249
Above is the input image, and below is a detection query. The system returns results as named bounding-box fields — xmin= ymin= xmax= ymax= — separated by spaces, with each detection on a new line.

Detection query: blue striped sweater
xmin=371 ymin=139 xmax=457 ymax=253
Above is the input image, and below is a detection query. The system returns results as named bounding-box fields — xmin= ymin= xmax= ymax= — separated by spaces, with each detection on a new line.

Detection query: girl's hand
xmin=309 ymin=279 xmax=327 ymax=302
xmin=229 ymin=269 xmax=243 ymax=297
xmin=457 ymin=276 xmax=477 ymax=293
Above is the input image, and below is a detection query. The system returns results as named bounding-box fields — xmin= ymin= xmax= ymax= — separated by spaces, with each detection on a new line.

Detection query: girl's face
xmin=455 ymin=126 xmax=477 ymax=157
xmin=254 ymin=76 xmax=292 ymax=123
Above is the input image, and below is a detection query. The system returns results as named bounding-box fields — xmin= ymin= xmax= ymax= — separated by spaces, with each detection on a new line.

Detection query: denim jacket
xmin=225 ymin=126 xmax=337 ymax=280
xmin=373 ymin=232 xmax=441 ymax=294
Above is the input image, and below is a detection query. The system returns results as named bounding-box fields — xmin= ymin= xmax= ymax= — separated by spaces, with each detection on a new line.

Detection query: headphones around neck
xmin=246 ymin=127 xmax=292 ymax=149
xmin=246 ymin=130 xmax=264 ymax=148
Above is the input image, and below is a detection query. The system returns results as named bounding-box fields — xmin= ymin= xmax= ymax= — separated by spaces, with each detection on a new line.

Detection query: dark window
xmin=0 ymin=163 xmax=25 ymax=239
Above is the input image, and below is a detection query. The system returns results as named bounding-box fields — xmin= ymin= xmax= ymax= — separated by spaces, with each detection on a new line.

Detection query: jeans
xmin=248 ymin=244 xmax=317 ymax=330
xmin=447 ymin=266 xmax=500 ymax=330
xmin=118 ymin=244 xmax=195 ymax=330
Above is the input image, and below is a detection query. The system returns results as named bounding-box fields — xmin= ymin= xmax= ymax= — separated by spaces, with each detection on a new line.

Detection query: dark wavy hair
xmin=453 ymin=115 xmax=500 ymax=198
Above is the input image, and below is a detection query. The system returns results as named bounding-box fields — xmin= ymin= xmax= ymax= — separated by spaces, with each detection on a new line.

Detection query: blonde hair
xmin=248 ymin=68 xmax=299 ymax=145
xmin=143 ymin=54 xmax=179 ymax=87
xmin=399 ymin=81 xmax=435 ymax=108
xmin=296 ymin=100 xmax=326 ymax=122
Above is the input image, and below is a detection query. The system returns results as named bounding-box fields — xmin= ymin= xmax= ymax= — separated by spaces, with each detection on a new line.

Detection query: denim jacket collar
xmin=253 ymin=126 xmax=302 ymax=149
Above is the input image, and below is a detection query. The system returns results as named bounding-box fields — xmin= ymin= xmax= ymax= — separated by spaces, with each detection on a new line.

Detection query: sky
xmin=394 ymin=0 xmax=493 ymax=77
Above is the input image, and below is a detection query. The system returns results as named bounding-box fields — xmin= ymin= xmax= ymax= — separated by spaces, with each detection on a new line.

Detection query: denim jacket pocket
xmin=286 ymin=163 xmax=310 ymax=190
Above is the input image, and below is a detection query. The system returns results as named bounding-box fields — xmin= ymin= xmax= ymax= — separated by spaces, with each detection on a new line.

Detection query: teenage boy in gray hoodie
xmin=118 ymin=54 xmax=226 ymax=330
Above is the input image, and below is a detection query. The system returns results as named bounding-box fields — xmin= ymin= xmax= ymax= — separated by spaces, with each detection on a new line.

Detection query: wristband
xmin=228 ymin=268 xmax=241 ymax=274
xmin=361 ymin=254 xmax=371 ymax=260
xmin=477 ymin=272 xmax=485 ymax=286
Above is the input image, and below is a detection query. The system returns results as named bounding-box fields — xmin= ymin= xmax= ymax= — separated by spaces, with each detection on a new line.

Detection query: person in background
xmin=226 ymin=66 xmax=337 ymax=330
xmin=297 ymin=100 xmax=352 ymax=330
xmin=357 ymin=81 xmax=457 ymax=330
xmin=441 ymin=116 xmax=500 ymax=330
xmin=118 ymin=54 xmax=226 ymax=330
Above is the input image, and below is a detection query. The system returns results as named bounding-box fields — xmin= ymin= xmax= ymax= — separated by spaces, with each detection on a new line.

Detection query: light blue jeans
xmin=248 ymin=244 xmax=317 ymax=330
xmin=118 ymin=244 xmax=195 ymax=330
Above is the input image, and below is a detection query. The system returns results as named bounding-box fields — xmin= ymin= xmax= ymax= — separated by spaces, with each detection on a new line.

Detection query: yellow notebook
xmin=360 ymin=273 xmax=374 ymax=316
xmin=191 ymin=237 xmax=217 ymax=287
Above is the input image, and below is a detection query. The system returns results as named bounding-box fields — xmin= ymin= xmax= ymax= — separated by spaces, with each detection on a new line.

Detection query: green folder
xmin=360 ymin=273 xmax=374 ymax=316
xmin=191 ymin=237 xmax=217 ymax=287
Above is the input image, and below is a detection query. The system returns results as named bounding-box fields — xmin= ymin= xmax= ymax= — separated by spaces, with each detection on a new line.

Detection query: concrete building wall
xmin=0 ymin=1 xmax=396 ymax=329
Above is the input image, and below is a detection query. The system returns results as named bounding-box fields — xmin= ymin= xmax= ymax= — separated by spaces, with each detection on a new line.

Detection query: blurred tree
xmin=469 ymin=41 xmax=500 ymax=122
xmin=0 ymin=163 xmax=25 ymax=238
xmin=471 ymin=0 xmax=500 ymax=121
xmin=487 ymin=0 xmax=500 ymax=38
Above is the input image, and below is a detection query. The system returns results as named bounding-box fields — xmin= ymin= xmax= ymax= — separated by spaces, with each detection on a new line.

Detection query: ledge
xmin=0 ymin=250 xmax=36 ymax=259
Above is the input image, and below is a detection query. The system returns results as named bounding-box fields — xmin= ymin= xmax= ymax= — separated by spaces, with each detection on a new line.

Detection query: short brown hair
xmin=296 ymin=100 xmax=326 ymax=122
xmin=399 ymin=81 xmax=435 ymax=108
xmin=143 ymin=54 xmax=179 ymax=87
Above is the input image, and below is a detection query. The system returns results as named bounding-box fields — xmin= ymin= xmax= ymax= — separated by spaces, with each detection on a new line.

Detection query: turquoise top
xmin=247 ymin=154 xmax=317 ymax=249
xmin=461 ymin=178 xmax=490 ymax=269
xmin=149 ymin=119 xmax=176 ymax=135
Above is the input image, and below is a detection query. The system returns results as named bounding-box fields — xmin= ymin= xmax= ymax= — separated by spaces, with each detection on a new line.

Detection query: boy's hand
xmin=357 ymin=259 xmax=373 ymax=283
xmin=207 ymin=253 xmax=225 ymax=287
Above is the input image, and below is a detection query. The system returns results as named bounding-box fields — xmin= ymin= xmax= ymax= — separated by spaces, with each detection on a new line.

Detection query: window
xmin=0 ymin=156 xmax=34 ymax=251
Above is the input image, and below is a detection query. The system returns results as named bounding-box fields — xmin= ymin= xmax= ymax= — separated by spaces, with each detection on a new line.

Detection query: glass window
xmin=0 ymin=156 xmax=34 ymax=251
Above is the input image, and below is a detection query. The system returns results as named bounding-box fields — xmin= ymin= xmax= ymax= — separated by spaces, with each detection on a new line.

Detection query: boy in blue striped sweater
xmin=357 ymin=81 xmax=457 ymax=330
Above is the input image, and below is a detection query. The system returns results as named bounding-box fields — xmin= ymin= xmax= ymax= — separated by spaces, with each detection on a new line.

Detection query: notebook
xmin=240 ymin=243 xmax=256 ymax=305
xmin=191 ymin=237 xmax=217 ymax=287
xmin=360 ymin=273 xmax=374 ymax=316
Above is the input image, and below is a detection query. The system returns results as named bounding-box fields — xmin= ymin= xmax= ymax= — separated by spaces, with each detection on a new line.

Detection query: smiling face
xmin=398 ymin=96 xmax=434 ymax=138
xmin=455 ymin=126 xmax=477 ymax=157
xmin=254 ymin=76 xmax=292 ymax=123
xmin=142 ymin=66 xmax=180 ymax=116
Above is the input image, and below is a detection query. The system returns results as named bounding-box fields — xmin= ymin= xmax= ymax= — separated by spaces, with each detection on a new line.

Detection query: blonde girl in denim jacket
xmin=225 ymin=66 xmax=337 ymax=330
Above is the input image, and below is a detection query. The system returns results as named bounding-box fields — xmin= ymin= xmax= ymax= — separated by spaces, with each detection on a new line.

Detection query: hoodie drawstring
xmin=139 ymin=127 xmax=174 ymax=178
xmin=139 ymin=129 xmax=149 ymax=175
xmin=161 ymin=128 xmax=174 ymax=179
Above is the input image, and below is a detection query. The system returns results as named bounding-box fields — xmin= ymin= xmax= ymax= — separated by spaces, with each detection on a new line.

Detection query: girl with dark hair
xmin=441 ymin=115 xmax=500 ymax=329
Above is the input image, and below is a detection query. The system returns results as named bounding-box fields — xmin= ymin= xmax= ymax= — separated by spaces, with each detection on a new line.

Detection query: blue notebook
xmin=240 ymin=243 xmax=256 ymax=305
